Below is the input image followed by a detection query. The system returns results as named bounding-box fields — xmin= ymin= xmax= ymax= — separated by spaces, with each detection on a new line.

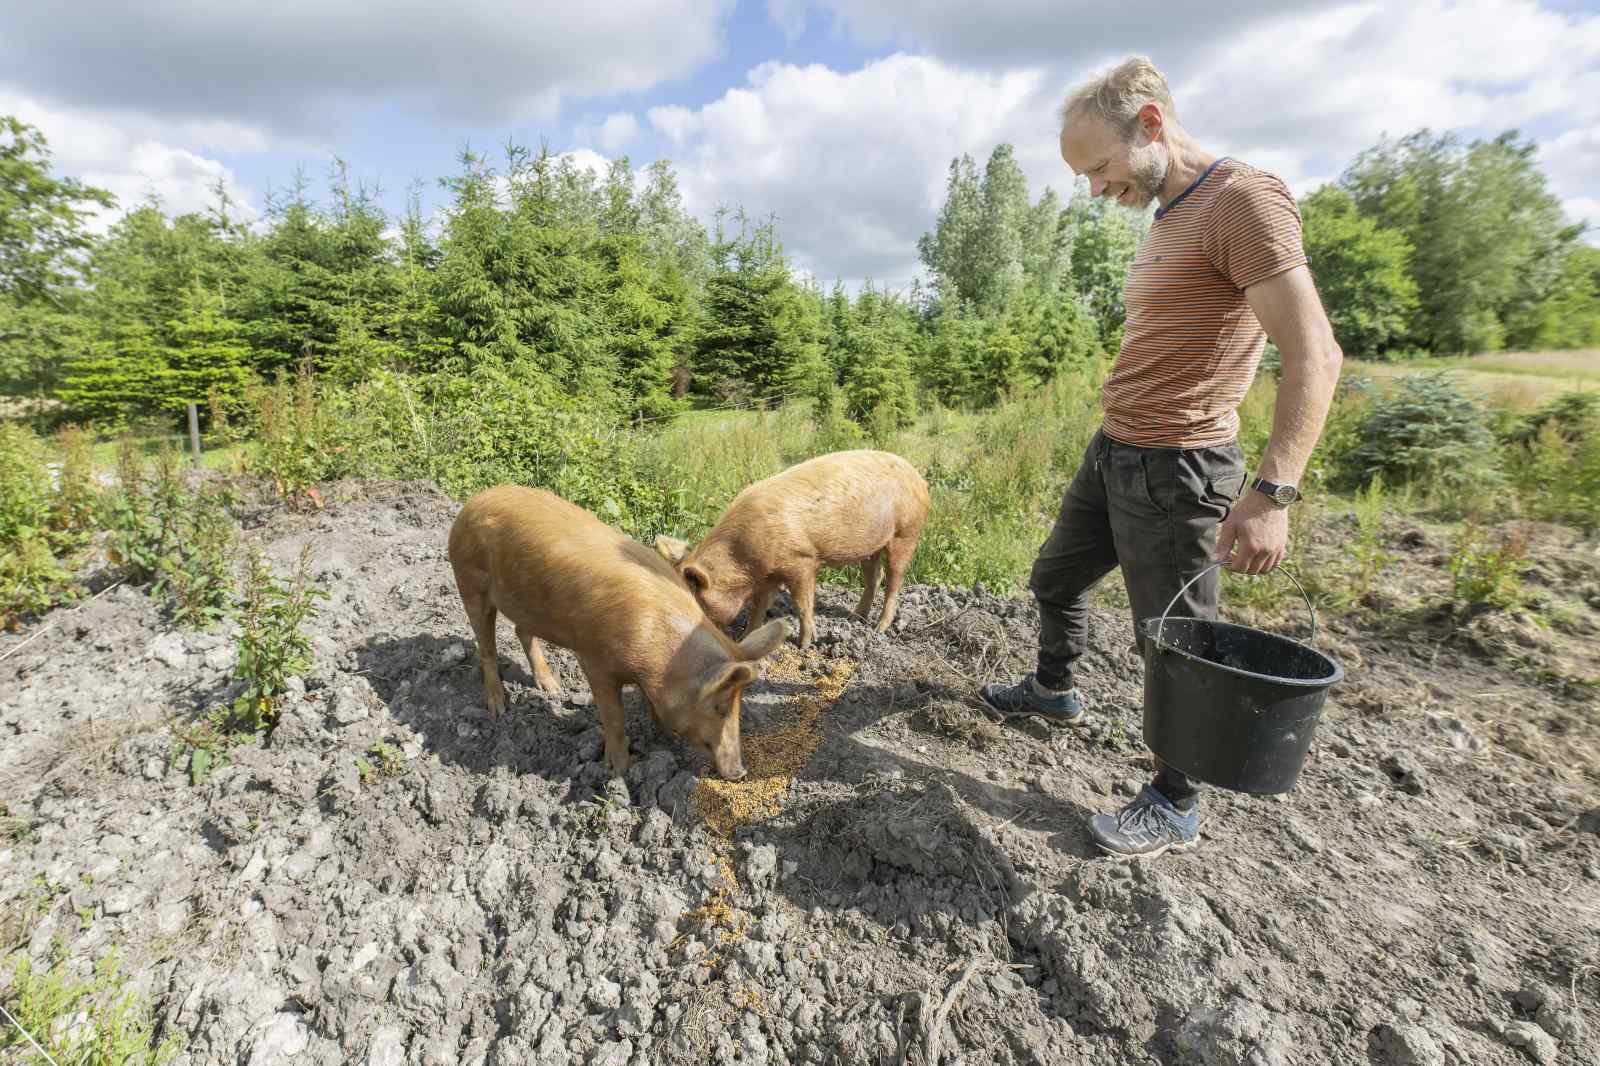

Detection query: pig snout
xmin=713 ymin=742 xmax=747 ymax=781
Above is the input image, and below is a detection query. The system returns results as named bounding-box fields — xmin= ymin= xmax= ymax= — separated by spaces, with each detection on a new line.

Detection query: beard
xmin=1122 ymin=139 xmax=1170 ymax=209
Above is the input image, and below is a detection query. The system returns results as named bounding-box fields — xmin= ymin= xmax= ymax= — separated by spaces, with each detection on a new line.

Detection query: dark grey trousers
xmin=1030 ymin=428 xmax=1248 ymax=803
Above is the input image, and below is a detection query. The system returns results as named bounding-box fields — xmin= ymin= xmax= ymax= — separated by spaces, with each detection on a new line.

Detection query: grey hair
xmin=1057 ymin=55 xmax=1176 ymax=140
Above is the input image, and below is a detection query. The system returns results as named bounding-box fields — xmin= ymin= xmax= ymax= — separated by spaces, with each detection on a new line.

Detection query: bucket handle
xmin=1154 ymin=563 xmax=1317 ymax=649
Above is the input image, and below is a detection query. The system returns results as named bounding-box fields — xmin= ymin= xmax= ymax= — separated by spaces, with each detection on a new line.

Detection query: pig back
xmin=717 ymin=450 xmax=929 ymax=564
xmin=450 ymin=485 xmax=698 ymax=653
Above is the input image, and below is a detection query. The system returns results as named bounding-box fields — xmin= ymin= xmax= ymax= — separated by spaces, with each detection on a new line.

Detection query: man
xmin=979 ymin=56 xmax=1344 ymax=857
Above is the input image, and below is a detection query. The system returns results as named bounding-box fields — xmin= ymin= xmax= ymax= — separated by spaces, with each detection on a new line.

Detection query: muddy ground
xmin=2 ymin=480 xmax=1597 ymax=1066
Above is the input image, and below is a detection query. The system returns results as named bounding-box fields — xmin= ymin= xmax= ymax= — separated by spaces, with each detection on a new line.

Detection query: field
xmin=1353 ymin=349 xmax=1600 ymax=409
xmin=1 ymin=359 xmax=1599 ymax=1065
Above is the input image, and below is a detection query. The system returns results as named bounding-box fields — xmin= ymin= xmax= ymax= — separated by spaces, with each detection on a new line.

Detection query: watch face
xmin=1274 ymin=485 xmax=1296 ymax=504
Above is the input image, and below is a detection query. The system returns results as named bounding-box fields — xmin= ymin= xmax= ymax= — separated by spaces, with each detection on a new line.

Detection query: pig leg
xmin=584 ymin=667 xmax=631 ymax=775
xmin=853 ymin=551 xmax=881 ymax=622
xmin=515 ymin=623 xmax=562 ymax=697
xmin=790 ymin=573 xmax=818 ymax=650
xmin=744 ymin=583 xmax=778 ymax=637
xmin=464 ymin=598 xmax=508 ymax=717
xmin=877 ymin=536 xmax=917 ymax=633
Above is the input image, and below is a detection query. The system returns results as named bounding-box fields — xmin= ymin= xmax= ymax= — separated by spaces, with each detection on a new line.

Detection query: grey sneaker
xmin=1088 ymin=785 xmax=1200 ymax=857
xmin=978 ymin=674 xmax=1087 ymax=726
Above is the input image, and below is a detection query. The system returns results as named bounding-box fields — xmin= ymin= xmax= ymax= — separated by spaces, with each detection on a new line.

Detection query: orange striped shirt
xmin=1100 ymin=158 xmax=1307 ymax=449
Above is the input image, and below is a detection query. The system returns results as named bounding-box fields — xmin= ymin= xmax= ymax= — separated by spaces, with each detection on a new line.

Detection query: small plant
xmin=219 ymin=545 xmax=323 ymax=735
xmin=0 ymin=531 xmax=77 ymax=629
xmin=355 ymin=743 xmax=404 ymax=784
xmin=1347 ymin=473 xmax=1399 ymax=605
xmin=105 ymin=439 xmax=160 ymax=584
xmin=1448 ymin=522 xmax=1528 ymax=612
xmin=0 ymin=947 xmax=177 ymax=1065
xmin=152 ymin=485 xmax=238 ymax=629
xmin=106 ymin=440 xmax=239 ymax=627
xmin=0 ymin=424 xmax=53 ymax=546
xmin=51 ymin=424 xmax=100 ymax=535
xmin=251 ymin=362 xmax=351 ymax=506
xmin=0 ymin=425 xmax=84 ymax=625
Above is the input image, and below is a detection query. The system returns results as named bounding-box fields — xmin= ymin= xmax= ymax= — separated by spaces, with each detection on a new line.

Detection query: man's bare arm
xmin=1247 ymin=264 xmax=1344 ymax=485
xmin=1213 ymin=264 xmax=1343 ymax=574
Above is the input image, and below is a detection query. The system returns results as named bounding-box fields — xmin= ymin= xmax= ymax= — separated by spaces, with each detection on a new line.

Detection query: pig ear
xmin=655 ymin=535 xmax=689 ymax=564
xmin=736 ymin=618 xmax=788 ymax=661
xmin=682 ymin=563 xmax=709 ymax=595
xmin=700 ymin=661 xmax=758 ymax=706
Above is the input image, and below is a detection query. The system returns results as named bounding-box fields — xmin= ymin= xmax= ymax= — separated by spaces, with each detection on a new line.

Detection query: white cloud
xmin=1 ymin=1 xmax=737 ymax=138
xmin=771 ymin=0 xmax=1348 ymax=71
xmin=1179 ymin=0 xmax=1600 ymax=196
xmin=659 ymin=0 xmax=1600 ymax=283
xmin=560 ymin=149 xmax=612 ymax=179
xmin=658 ymin=55 xmax=1055 ymax=289
xmin=0 ymin=90 xmax=259 ymax=231
xmin=1540 ymin=127 xmax=1600 ymax=237
xmin=648 ymin=105 xmax=702 ymax=147
xmin=598 ymin=113 xmax=641 ymax=152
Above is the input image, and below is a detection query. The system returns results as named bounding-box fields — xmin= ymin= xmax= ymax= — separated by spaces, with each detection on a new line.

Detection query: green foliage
xmin=0 ymin=529 xmax=75 ymax=626
xmin=1503 ymin=390 xmax=1599 ymax=446
xmin=1066 ymin=194 xmax=1146 ymax=349
xmin=918 ymin=145 xmax=1060 ymax=316
xmin=51 ymin=424 xmax=98 ymax=532
xmin=249 ymin=362 xmax=368 ymax=501
xmin=0 ymin=424 xmax=89 ymax=625
xmin=104 ymin=441 xmax=238 ymax=626
xmin=1 ymin=946 xmax=176 ymax=1065
xmin=1300 ymin=186 xmax=1419 ymax=358
xmin=1346 ymin=474 xmax=1399 ymax=605
xmin=1508 ymin=392 xmax=1600 ymax=531
xmin=695 ymin=210 xmax=820 ymax=405
xmin=153 ymin=485 xmax=237 ymax=629
xmin=1337 ymin=373 xmax=1499 ymax=494
xmin=216 ymin=546 xmax=322 ymax=736
xmin=1505 ymin=244 xmax=1600 ymax=350
xmin=840 ymin=285 xmax=916 ymax=428
xmin=1448 ymin=523 xmax=1528 ymax=611
xmin=0 ymin=423 xmax=54 ymax=545
xmin=0 ymin=116 xmax=114 ymax=308
xmin=1341 ymin=130 xmax=1579 ymax=355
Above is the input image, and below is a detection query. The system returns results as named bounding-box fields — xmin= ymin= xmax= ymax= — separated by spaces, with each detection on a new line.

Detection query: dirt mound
xmin=2 ymin=480 xmax=1597 ymax=1065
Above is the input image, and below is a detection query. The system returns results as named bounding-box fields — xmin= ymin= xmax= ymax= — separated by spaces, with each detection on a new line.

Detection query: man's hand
xmin=1214 ymin=489 xmax=1288 ymax=574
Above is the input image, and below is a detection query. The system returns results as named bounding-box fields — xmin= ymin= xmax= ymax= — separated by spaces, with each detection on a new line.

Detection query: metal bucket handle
xmin=1154 ymin=562 xmax=1317 ymax=650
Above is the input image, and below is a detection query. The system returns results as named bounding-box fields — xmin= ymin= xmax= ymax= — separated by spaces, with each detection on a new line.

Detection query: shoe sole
xmin=977 ymin=694 xmax=1091 ymax=729
xmin=1093 ymin=836 xmax=1199 ymax=859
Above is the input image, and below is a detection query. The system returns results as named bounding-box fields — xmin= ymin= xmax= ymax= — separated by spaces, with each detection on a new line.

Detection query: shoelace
xmin=1117 ymin=798 xmax=1177 ymax=837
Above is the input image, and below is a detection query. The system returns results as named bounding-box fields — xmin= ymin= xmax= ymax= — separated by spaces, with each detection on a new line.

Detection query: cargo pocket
xmin=1200 ymin=443 xmax=1248 ymax=510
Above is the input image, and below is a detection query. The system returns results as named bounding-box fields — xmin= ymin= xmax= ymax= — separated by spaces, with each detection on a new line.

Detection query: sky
xmin=3 ymin=0 xmax=1599 ymax=292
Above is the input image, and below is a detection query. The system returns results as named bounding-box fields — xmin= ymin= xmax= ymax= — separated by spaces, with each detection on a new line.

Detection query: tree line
xmin=2 ymin=115 xmax=1595 ymax=436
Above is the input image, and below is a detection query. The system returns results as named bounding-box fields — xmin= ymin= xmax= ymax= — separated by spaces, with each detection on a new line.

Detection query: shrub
xmin=1337 ymin=372 xmax=1500 ymax=496
xmin=0 ymin=424 xmax=53 ymax=547
xmin=1502 ymin=390 xmax=1598 ymax=446
xmin=1448 ymin=522 xmax=1528 ymax=612
xmin=105 ymin=442 xmax=239 ymax=627
xmin=0 ymin=424 xmax=85 ymax=624
xmin=0 ymin=530 xmax=76 ymax=627
xmin=219 ymin=545 xmax=323 ymax=736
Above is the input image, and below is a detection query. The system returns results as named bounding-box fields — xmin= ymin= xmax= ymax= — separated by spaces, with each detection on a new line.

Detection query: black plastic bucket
xmin=1139 ymin=564 xmax=1345 ymax=794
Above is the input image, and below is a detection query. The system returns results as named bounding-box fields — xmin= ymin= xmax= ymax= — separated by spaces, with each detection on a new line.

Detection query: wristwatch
xmin=1251 ymin=476 xmax=1301 ymax=507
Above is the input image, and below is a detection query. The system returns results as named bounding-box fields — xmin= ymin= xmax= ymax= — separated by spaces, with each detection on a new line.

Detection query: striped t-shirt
xmin=1100 ymin=157 xmax=1307 ymax=449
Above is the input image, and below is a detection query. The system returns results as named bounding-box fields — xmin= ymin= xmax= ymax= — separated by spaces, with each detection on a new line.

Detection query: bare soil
xmin=2 ymin=480 xmax=1597 ymax=1066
